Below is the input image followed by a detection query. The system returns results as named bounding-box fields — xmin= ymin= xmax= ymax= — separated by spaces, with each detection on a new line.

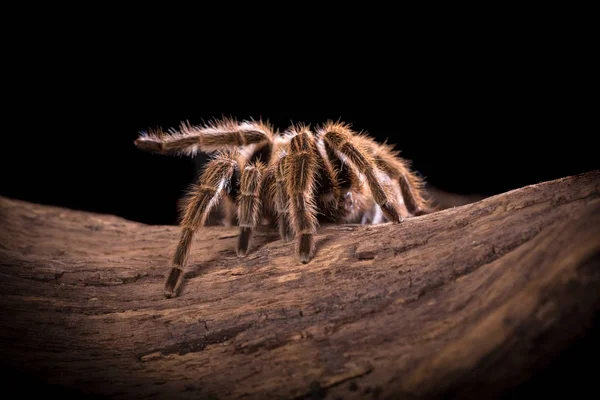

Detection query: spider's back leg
xmin=357 ymin=135 xmax=432 ymax=216
xmin=312 ymin=140 xmax=344 ymax=221
xmin=319 ymin=122 xmax=403 ymax=223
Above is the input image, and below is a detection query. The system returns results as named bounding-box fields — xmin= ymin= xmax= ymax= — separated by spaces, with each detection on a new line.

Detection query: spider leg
xmin=357 ymin=135 xmax=432 ymax=216
xmin=399 ymin=173 xmax=429 ymax=216
xmin=285 ymin=129 xmax=319 ymax=263
xmin=313 ymin=140 xmax=343 ymax=221
xmin=273 ymin=152 xmax=294 ymax=241
xmin=134 ymin=118 xmax=273 ymax=157
xmin=165 ymin=151 xmax=239 ymax=298
xmin=236 ymin=161 xmax=266 ymax=256
xmin=319 ymin=122 xmax=403 ymax=222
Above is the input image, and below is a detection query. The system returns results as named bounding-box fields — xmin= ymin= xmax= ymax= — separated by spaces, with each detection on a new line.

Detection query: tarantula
xmin=134 ymin=118 xmax=431 ymax=297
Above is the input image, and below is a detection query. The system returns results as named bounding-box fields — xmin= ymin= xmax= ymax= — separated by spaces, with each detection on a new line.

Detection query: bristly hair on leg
xmin=356 ymin=134 xmax=434 ymax=215
xmin=319 ymin=122 xmax=404 ymax=222
xmin=235 ymin=160 xmax=266 ymax=256
xmin=134 ymin=118 xmax=274 ymax=157
xmin=284 ymin=127 xmax=319 ymax=263
xmin=164 ymin=150 xmax=240 ymax=297
xmin=268 ymin=148 xmax=294 ymax=242
xmin=134 ymin=124 xmax=203 ymax=157
xmin=134 ymin=116 xmax=435 ymax=297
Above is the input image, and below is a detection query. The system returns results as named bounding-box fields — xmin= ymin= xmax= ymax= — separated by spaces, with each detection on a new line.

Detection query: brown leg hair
xmin=165 ymin=152 xmax=239 ymax=298
xmin=356 ymin=135 xmax=432 ymax=216
xmin=236 ymin=161 xmax=266 ymax=256
xmin=134 ymin=119 xmax=273 ymax=157
xmin=320 ymin=122 xmax=403 ymax=223
xmin=285 ymin=129 xmax=319 ymax=263
xmin=313 ymin=141 xmax=343 ymax=221
xmin=271 ymin=152 xmax=294 ymax=242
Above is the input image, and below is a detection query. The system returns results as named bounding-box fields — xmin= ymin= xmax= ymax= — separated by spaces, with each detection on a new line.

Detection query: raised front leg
xmin=134 ymin=119 xmax=273 ymax=157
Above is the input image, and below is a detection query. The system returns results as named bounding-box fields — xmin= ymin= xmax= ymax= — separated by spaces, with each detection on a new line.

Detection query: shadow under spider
xmin=173 ymin=227 xmax=344 ymax=296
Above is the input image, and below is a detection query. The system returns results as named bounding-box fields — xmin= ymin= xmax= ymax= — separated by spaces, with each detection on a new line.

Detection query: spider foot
xmin=298 ymin=234 xmax=316 ymax=264
xmin=134 ymin=138 xmax=164 ymax=154
xmin=381 ymin=203 xmax=403 ymax=223
xmin=164 ymin=267 xmax=184 ymax=298
xmin=412 ymin=208 xmax=427 ymax=217
xmin=236 ymin=227 xmax=252 ymax=257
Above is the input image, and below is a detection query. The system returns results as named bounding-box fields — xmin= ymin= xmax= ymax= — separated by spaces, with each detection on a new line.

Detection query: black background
xmin=0 ymin=12 xmax=598 ymax=400
xmin=2 ymin=63 xmax=596 ymax=226
xmin=2 ymin=19 xmax=597 ymax=226
xmin=1 ymin=21 xmax=597 ymax=226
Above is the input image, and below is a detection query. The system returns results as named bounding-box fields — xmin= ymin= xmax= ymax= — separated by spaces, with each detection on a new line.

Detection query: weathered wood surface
xmin=0 ymin=171 xmax=599 ymax=399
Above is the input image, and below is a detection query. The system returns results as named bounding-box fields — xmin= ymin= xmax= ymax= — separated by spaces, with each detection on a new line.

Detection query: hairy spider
xmin=134 ymin=118 xmax=432 ymax=297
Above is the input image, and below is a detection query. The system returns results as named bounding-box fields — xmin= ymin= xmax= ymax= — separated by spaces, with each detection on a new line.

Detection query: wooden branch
xmin=1 ymin=171 xmax=599 ymax=399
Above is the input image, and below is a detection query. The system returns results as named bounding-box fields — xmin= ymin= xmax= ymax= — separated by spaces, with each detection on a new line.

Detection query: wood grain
xmin=1 ymin=171 xmax=599 ymax=399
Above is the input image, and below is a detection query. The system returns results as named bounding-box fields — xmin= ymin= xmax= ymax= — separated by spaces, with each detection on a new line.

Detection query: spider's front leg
xmin=165 ymin=152 xmax=240 ymax=298
xmin=134 ymin=119 xmax=273 ymax=156
xmin=284 ymin=130 xmax=319 ymax=263
xmin=236 ymin=161 xmax=266 ymax=256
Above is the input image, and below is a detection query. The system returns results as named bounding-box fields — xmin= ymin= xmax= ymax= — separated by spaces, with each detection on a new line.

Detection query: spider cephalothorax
xmin=135 ymin=118 xmax=432 ymax=297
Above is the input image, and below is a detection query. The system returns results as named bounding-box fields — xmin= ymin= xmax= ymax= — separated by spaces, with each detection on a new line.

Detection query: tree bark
xmin=1 ymin=171 xmax=599 ymax=400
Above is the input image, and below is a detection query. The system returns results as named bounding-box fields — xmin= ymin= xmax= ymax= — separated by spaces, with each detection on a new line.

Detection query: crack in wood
xmin=139 ymin=323 xmax=254 ymax=359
